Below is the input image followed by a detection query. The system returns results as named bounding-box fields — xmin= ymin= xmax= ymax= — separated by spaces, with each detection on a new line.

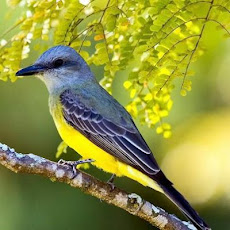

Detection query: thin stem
xmin=99 ymin=0 xmax=111 ymax=23
xmin=0 ymin=18 xmax=25 ymax=40
xmin=63 ymin=0 xmax=96 ymax=43
xmin=212 ymin=4 xmax=230 ymax=14
xmin=158 ymin=54 xmax=189 ymax=93
xmin=154 ymin=35 xmax=199 ymax=67
xmin=99 ymin=23 xmax=112 ymax=65
xmin=160 ymin=1 xmax=212 ymax=34
xmin=146 ymin=17 xmax=206 ymax=52
xmin=207 ymin=19 xmax=230 ymax=36
xmin=69 ymin=24 xmax=96 ymax=45
xmin=181 ymin=0 xmax=214 ymax=89
xmin=78 ymin=27 xmax=93 ymax=52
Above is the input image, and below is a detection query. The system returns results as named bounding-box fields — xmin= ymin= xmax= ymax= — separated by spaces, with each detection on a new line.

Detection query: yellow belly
xmin=52 ymin=105 xmax=162 ymax=192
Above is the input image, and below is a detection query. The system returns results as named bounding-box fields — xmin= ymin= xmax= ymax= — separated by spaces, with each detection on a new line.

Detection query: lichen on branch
xmin=0 ymin=142 xmax=196 ymax=230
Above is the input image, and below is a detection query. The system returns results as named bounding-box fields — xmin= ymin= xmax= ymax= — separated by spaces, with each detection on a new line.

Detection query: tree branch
xmin=0 ymin=142 xmax=196 ymax=230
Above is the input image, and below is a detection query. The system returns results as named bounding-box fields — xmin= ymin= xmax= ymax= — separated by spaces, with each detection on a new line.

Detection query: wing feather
xmin=60 ymin=89 xmax=160 ymax=175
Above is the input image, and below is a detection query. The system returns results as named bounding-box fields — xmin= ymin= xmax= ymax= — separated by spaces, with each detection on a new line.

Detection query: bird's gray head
xmin=16 ymin=45 xmax=94 ymax=93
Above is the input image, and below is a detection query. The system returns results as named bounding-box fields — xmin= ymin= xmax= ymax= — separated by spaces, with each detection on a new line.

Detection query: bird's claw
xmin=58 ymin=158 xmax=95 ymax=177
xmin=107 ymin=174 xmax=116 ymax=190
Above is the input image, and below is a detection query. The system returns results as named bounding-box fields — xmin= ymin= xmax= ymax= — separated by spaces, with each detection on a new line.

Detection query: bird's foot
xmin=107 ymin=174 xmax=116 ymax=190
xmin=58 ymin=159 xmax=95 ymax=177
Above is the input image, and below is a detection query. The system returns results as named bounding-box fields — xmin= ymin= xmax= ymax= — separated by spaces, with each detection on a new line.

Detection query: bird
xmin=16 ymin=45 xmax=210 ymax=230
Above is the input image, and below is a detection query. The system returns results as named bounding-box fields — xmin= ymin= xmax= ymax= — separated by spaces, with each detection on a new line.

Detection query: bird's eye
xmin=53 ymin=59 xmax=64 ymax=68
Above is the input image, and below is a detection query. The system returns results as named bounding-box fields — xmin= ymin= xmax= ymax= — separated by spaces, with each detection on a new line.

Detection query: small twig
xmin=99 ymin=23 xmax=112 ymax=65
xmin=145 ymin=35 xmax=195 ymax=81
xmin=69 ymin=24 xmax=95 ymax=45
xmin=212 ymin=4 xmax=230 ymax=14
xmin=0 ymin=18 xmax=25 ymax=40
xmin=181 ymin=0 xmax=214 ymax=89
xmin=146 ymin=17 xmax=206 ymax=52
xmin=158 ymin=54 xmax=189 ymax=93
xmin=63 ymin=0 xmax=96 ymax=43
xmin=99 ymin=0 xmax=111 ymax=23
xmin=159 ymin=1 xmax=212 ymax=34
xmin=207 ymin=19 xmax=230 ymax=36
xmin=0 ymin=142 xmax=196 ymax=230
xmin=78 ymin=27 xmax=93 ymax=52
xmin=154 ymin=35 xmax=199 ymax=68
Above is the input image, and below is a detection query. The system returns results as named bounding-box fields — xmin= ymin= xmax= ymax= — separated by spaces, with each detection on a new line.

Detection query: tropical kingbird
xmin=16 ymin=45 xmax=210 ymax=230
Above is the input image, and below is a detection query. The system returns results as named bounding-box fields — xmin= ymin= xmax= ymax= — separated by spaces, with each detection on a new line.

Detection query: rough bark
xmin=0 ymin=142 xmax=196 ymax=230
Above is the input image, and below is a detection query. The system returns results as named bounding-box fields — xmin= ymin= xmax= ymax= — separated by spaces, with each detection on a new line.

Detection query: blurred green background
xmin=1 ymin=1 xmax=230 ymax=229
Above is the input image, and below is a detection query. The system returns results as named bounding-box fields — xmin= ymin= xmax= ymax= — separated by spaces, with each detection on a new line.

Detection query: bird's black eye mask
xmin=51 ymin=59 xmax=80 ymax=70
xmin=16 ymin=59 xmax=81 ymax=77
xmin=53 ymin=59 xmax=64 ymax=68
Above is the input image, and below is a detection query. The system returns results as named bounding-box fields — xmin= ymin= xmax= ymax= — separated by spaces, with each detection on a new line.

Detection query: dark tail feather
xmin=160 ymin=183 xmax=211 ymax=230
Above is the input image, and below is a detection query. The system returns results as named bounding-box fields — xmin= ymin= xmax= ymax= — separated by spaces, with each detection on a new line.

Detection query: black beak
xmin=16 ymin=65 xmax=46 ymax=76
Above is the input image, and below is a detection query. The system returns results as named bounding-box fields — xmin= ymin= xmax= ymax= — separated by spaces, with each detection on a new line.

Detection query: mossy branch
xmin=0 ymin=142 xmax=196 ymax=230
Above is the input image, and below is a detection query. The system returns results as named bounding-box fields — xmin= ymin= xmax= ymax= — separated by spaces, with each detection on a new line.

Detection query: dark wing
xmin=60 ymin=89 xmax=160 ymax=175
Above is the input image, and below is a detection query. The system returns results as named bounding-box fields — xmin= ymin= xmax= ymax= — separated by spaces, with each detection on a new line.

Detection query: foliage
xmin=0 ymin=0 xmax=230 ymax=137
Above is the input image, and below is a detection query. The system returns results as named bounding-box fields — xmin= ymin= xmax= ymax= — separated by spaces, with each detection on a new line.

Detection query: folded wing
xmin=60 ymin=89 xmax=160 ymax=175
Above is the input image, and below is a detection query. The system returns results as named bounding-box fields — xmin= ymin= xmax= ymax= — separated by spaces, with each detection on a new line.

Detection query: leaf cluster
xmin=1 ymin=0 xmax=230 ymax=137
